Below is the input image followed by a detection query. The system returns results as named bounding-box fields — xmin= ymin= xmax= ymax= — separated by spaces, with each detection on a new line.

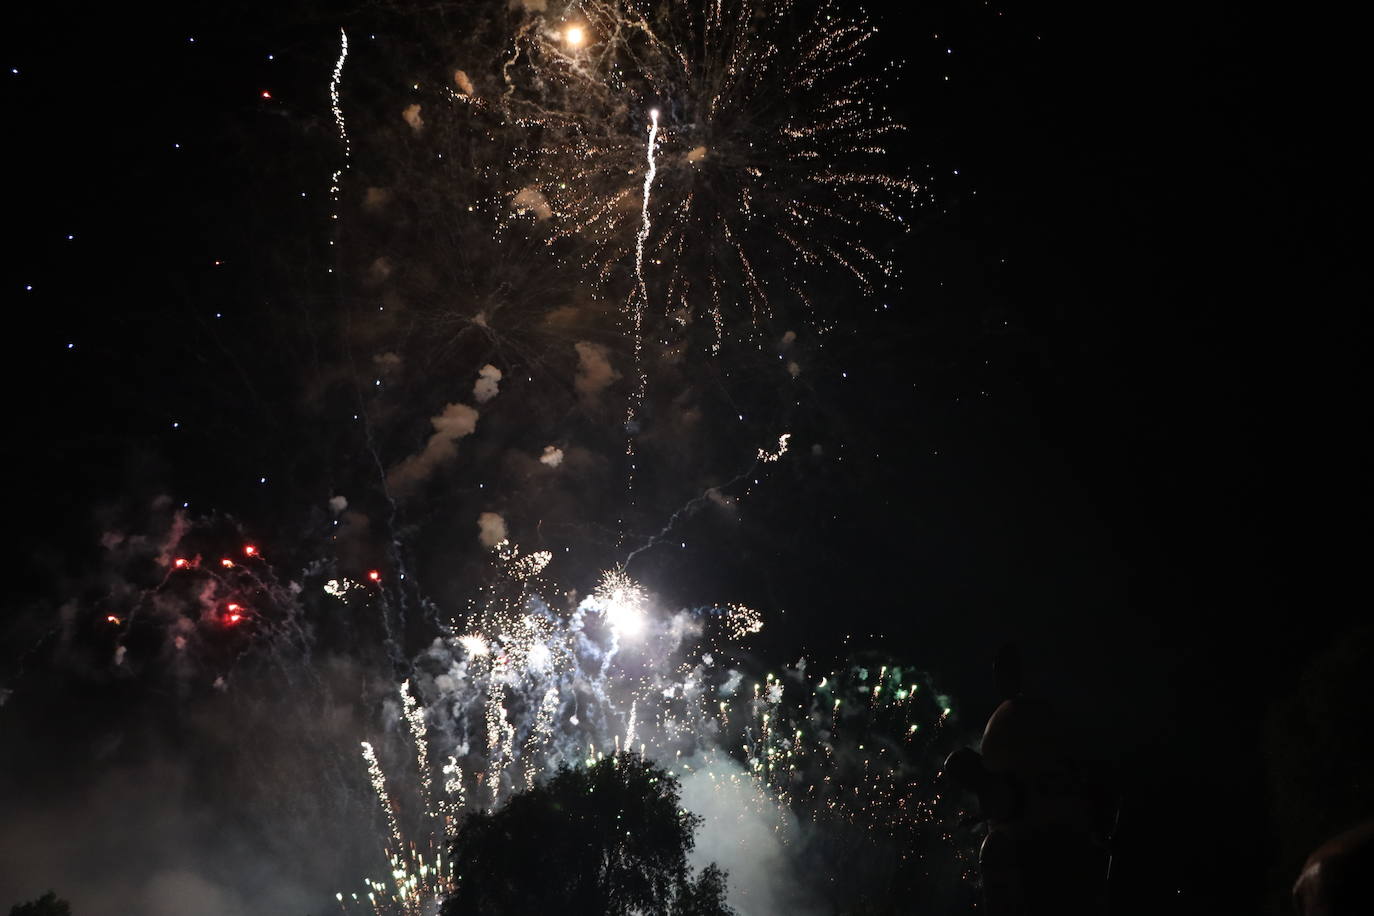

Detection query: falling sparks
xmin=329 ymin=27 xmax=350 ymax=209
xmin=400 ymin=681 xmax=434 ymax=818
xmin=506 ymin=0 xmax=923 ymax=344
xmin=757 ymin=432 xmax=791 ymax=463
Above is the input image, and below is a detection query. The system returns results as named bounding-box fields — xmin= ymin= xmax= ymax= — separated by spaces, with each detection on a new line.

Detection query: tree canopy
xmin=8 ymin=892 xmax=71 ymax=916
xmin=442 ymin=754 xmax=734 ymax=916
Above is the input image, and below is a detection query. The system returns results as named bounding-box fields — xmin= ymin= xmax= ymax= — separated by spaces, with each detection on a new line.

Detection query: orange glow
xmin=106 ymin=615 xmax=120 ymax=624
xmin=368 ymin=570 xmax=381 ymax=582
xmin=174 ymin=558 xmax=188 ymax=568
xmin=244 ymin=545 xmax=257 ymax=557
xmin=221 ymin=558 xmax=234 ymax=568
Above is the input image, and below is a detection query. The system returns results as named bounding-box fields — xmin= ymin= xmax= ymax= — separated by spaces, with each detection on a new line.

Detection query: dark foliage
xmin=442 ymin=754 xmax=734 ymax=916
xmin=8 ymin=892 xmax=71 ymax=916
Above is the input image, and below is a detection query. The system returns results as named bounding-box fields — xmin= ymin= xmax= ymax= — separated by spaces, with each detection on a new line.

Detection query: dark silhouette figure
xmin=942 ymin=644 xmax=1107 ymax=916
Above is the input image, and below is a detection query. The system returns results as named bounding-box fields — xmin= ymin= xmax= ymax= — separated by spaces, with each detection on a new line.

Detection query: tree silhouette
xmin=8 ymin=892 xmax=71 ymax=916
xmin=442 ymin=754 xmax=734 ymax=916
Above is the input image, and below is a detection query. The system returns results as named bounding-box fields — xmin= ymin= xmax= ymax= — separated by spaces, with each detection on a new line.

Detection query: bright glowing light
xmin=459 ymin=634 xmax=488 ymax=657
xmin=220 ymin=558 xmax=234 ymax=568
xmin=368 ymin=569 xmax=381 ymax=582
xmin=243 ymin=545 xmax=257 ymax=557
xmin=564 ymin=25 xmax=585 ymax=47
xmin=105 ymin=615 xmax=120 ymax=624
xmin=592 ymin=568 xmax=648 ymax=639
xmin=174 ymin=558 xmax=188 ymax=568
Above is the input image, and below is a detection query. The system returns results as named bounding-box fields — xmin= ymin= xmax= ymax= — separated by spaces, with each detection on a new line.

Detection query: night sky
xmin=1 ymin=1 xmax=1365 ymax=914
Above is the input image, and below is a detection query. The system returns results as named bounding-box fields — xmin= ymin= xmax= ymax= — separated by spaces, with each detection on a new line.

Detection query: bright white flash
xmin=564 ymin=25 xmax=585 ymax=47
xmin=593 ymin=568 xmax=648 ymax=639
xmin=458 ymin=634 xmax=489 ymax=657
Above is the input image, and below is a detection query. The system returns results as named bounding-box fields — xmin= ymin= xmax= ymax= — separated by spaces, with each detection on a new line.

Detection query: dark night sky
xmin=1 ymin=1 xmax=1366 ymax=914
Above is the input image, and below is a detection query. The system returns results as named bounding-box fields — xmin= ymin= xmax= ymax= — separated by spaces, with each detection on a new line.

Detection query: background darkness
xmin=2 ymin=1 xmax=1366 ymax=914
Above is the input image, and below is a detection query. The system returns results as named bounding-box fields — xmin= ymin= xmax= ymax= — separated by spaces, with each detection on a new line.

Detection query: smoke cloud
xmin=473 ymin=364 xmax=502 ymax=404
xmin=477 ymin=511 xmax=507 ymax=548
xmin=574 ymin=341 xmax=619 ymax=403
xmin=539 ymin=445 xmax=564 ymax=468
xmin=386 ymin=403 xmax=479 ymax=493
xmin=362 ymin=187 xmax=391 ymax=211
xmin=402 ymin=103 xmax=424 ymax=132
xmin=511 ymin=186 xmax=552 ymax=221
xmin=678 ymin=756 xmax=823 ymax=916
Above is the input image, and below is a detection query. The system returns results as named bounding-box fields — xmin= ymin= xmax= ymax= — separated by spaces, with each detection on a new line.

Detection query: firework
xmin=341 ymin=539 xmax=968 ymax=912
xmin=502 ymin=0 xmax=923 ymax=347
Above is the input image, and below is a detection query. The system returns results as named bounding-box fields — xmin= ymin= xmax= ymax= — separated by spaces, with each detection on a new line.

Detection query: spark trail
xmin=625 ymin=109 xmax=661 ymax=508
xmin=329 ymin=28 xmax=350 ymax=209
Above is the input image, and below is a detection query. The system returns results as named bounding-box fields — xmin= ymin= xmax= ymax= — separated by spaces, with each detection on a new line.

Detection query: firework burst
xmin=501 ymin=0 xmax=923 ymax=347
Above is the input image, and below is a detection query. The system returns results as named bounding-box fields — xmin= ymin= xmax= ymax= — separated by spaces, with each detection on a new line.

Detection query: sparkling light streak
xmin=625 ymin=108 xmax=661 ymax=501
xmin=329 ymin=27 xmax=351 ymax=209
xmin=504 ymin=0 xmax=924 ymax=344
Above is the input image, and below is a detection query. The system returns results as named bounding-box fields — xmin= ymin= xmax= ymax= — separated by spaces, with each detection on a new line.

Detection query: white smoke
xmin=511 ymin=186 xmax=552 ymax=221
xmin=386 ymin=403 xmax=479 ymax=493
xmin=473 ymin=364 xmax=502 ymax=404
xmin=453 ymin=69 xmax=476 ymax=96
xmin=139 ymin=870 xmax=248 ymax=916
xmin=678 ymin=756 xmax=822 ymax=916
xmin=402 ymin=103 xmax=424 ymax=132
xmin=539 ymin=445 xmax=564 ymax=468
xmin=706 ymin=487 xmax=736 ymax=510
xmin=574 ymin=341 xmax=620 ymax=403
xmin=477 ymin=512 xmax=507 ymax=549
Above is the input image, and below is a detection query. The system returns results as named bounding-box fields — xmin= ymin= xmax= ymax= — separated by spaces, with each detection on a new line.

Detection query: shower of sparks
xmin=340 ymin=541 xmax=968 ymax=912
xmin=721 ymin=603 xmax=763 ymax=639
xmin=757 ymin=432 xmax=791 ymax=463
xmin=400 ymin=681 xmax=434 ymax=819
xmin=329 ymin=28 xmax=350 ymax=209
xmin=501 ymin=0 xmax=924 ymax=344
xmin=591 ymin=567 xmax=649 ymax=640
xmin=358 ymin=732 xmax=453 ymax=914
